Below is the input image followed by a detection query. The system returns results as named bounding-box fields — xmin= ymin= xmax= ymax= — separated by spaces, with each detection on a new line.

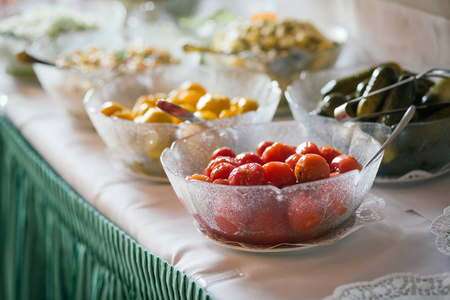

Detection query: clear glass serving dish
xmin=84 ymin=65 xmax=282 ymax=180
xmin=161 ymin=119 xmax=382 ymax=248
xmin=285 ymin=63 xmax=450 ymax=181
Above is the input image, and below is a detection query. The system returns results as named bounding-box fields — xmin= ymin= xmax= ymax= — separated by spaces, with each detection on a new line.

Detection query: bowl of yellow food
xmin=83 ymin=64 xmax=281 ymax=180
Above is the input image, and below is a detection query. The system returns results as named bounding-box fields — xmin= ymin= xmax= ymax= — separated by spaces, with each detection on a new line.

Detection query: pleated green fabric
xmin=0 ymin=115 xmax=212 ymax=300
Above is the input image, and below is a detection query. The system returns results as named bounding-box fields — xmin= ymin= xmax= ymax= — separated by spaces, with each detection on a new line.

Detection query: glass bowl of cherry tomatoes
xmin=84 ymin=64 xmax=281 ymax=181
xmin=160 ymin=119 xmax=382 ymax=250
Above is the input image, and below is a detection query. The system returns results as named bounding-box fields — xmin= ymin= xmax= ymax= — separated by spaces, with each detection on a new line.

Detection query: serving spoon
xmin=16 ymin=50 xmax=55 ymax=66
xmin=156 ymin=99 xmax=204 ymax=123
xmin=363 ymin=105 xmax=416 ymax=168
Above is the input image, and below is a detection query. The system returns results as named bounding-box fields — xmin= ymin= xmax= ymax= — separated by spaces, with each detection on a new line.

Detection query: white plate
xmin=197 ymin=194 xmax=385 ymax=253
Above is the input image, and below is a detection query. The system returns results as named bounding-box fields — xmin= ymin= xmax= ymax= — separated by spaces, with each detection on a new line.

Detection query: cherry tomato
xmin=263 ymin=162 xmax=296 ymax=188
xmin=294 ymin=154 xmax=330 ymax=183
xmin=256 ymin=140 xmax=274 ymax=156
xmin=261 ymin=142 xmax=296 ymax=164
xmin=235 ymin=152 xmax=263 ymax=165
xmin=210 ymin=162 xmax=236 ymax=181
xmin=210 ymin=147 xmax=236 ymax=160
xmin=328 ymin=198 xmax=348 ymax=217
xmin=296 ymin=142 xmax=321 ymax=156
xmin=213 ymin=178 xmax=229 ymax=185
xmin=186 ymin=174 xmax=213 ymax=182
xmin=214 ymin=198 xmax=249 ymax=235
xmin=330 ymin=172 xmax=341 ymax=177
xmin=204 ymin=156 xmax=238 ymax=177
xmin=319 ymin=146 xmax=342 ymax=164
xmin=228 ymin=163 xmax=267 ymax=186
xmin=330 ymin=155 xmax=362 ymax=173
xmin=287 ymin=194 xmax=324 ymax=232
xmin=245 ymin=200 xmax=290 ymax=245
xmin=285 ymin=153 xmax=303 ymax=171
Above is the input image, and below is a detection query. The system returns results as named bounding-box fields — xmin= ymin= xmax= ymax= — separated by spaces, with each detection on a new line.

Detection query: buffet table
xmin=2 ymin=0 xmax=450 ymax=299
xmin=1 ymin=65 xmax=450 ymax=300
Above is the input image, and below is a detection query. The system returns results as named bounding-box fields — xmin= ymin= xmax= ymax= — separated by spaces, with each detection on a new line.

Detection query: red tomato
xmin=319 ymin=146 xmax=342 ymax=164
xmin=329 ymin=198 xmax=348 ymax=217
xmin=296 ymin=142 xmax=321 ymax=156
xmin=330 ymin=172 xmax=341 ymax=177
xmin=245 ymin=200 xmax=290 ymax=245
xmin=294 ymin=154 xmax=330 ymax=183
xmin=330 ymin=155 xmax=362 ymax=173
xmin=256 ymin=140 xmax=274 ymax=156
xmin=228 ymin=163 xmax=267 ymax=186
xmin=210 ymin=147 xmax=236 ymax=160
xmin=235 ymin=151 xmax=263 ymax=166
xmin=210 ymin=162 xmax=236 ymax=181
xmin=186 ymin=174 xmax=213 ymax=182
xmin=287 ymin=194 xmax=324 ymax=232
xmin=263 ymin=162 xmax=296 ymax=188
xmin=204 ymin=156 xmax=238 ymax=177
xmin=261 ymin=142 xmax=296 ymax=164
xmin=285 ymin=153 xmax=303 ymax=171
xmin=214 ymin=198 xmax=249 ymax=235
xmin=213 ymin=178 xmax=229 ymax=185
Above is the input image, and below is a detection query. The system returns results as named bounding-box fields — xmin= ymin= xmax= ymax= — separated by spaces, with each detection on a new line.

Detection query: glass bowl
xmin=285 ymin=63 xmax=450 ymax=181
xmin=0 ymin=0 xmax=126 ymax=77
xmin=29 ymin=25 xmax=198 ymax=121
xmin=200 ymin=19 xmax=348 ymax=90
xmin=160 ymin=119 xmax=382 ymax=248
xmin=84 ymin=65 xmax=281 ymax=181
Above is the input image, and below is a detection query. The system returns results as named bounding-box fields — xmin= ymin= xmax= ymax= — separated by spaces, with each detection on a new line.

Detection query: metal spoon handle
xmin=16 ymin=51 xmax=54 ymax=66
xmin=156 ymin=99 xmax=203 ymax=123
xmin=364 ymin=105 xmax=416 ymax=169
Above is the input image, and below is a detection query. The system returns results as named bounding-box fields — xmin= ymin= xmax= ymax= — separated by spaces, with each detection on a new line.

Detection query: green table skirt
xmin=0 ymin=115 xmax=212 ymax=300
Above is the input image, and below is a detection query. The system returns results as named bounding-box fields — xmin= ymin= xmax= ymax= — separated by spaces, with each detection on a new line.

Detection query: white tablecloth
xmin=2 ymin=0 xmax=450 ymax=298
xmin=1 ymin=71 xmax=449 ymax=300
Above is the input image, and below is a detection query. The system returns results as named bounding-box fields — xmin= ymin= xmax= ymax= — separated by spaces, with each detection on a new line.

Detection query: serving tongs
xmin=334 ymin=68 xmax=450 ymax=122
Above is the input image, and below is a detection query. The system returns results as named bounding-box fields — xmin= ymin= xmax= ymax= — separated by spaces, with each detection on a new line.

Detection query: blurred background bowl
xmin=161 ymin=119 xmax=382 ymax=247
xmin=84 ymin=64 xmax=281 ymax=180
xmin=29 ymin=24 xmax=198 ymax=121
xmin=188 ymin=15 xmax=348 ymax=116
xmin=0 ymin=0 xmax=126 ymax=77
xmin=285 ymin=63 xmax=450 ymax=181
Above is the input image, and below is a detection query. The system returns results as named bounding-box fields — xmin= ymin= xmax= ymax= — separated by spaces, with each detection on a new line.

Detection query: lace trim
xmin=324 ymin=272 xmax=450 ymax=300
xmin=376 ymin=162 xmax=450 ymax=183
xmin=431 ymin=206 xmax=450 ymax=256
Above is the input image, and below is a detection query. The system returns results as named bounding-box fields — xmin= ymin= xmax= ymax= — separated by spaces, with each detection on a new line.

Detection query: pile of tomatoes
xmin=186 ymin=141 xmax=363 ymax=245
xmin=187 ymin=141 xmax=362 ymax=188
